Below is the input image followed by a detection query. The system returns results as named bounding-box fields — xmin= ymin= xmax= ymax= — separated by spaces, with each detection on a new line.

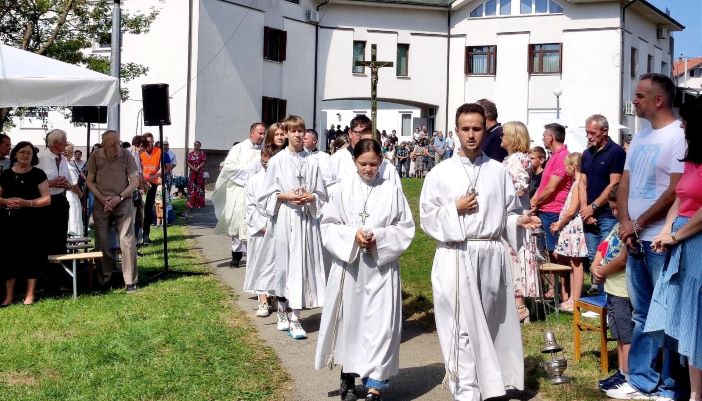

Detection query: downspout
xmin=313 ymin=1 xmax=329 ymax=132
xmin=183 ymin=0 xmax=194 ymax=179
xmin=620 ymin=0 xmax=638 ymax=139
xmin=445 ymin=4 xmax=451 ymax=134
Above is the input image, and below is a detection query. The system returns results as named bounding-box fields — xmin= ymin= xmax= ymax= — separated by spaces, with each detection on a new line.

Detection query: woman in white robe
xmin=257 ymin=116 xmax=328 ymax=340
xmin=420 ymin=103 xmax=540 ymax=401
xmin=65 ymin=143 xmax=83 ymax=236
xmin=315 ymin=139 xmax=415 ymax=401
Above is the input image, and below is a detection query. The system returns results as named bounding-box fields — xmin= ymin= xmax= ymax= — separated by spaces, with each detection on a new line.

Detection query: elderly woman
xmin=649 ymin=97 xmax=702 ymax=401
xmin=64 ymin=142 xmax=84 ymax=235
xmin=186 ymin=141 xmax=207 ymax=209
xmin=0 ymin=142 xmax=51 ymax=306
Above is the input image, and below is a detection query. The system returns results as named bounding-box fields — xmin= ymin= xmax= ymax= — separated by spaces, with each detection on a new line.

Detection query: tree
xmin=0 ymin=0 xmax=160 ymax=126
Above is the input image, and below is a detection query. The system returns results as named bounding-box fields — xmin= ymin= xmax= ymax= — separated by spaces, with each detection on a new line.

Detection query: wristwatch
xmin=590 ymin=202 xmax=599 ymax=211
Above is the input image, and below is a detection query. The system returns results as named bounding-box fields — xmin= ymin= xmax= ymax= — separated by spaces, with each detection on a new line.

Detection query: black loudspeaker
xmin=71 ymin=106 xmax=108 ymax=123
xmin=142 ymin=83 xmax=171 ymax=126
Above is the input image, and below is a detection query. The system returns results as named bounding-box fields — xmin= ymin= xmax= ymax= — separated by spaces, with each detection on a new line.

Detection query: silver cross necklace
xmin=460 ymin=154 xmax=482 ymax=196
xmin=359 ymin=183 xmax=375 ymax=225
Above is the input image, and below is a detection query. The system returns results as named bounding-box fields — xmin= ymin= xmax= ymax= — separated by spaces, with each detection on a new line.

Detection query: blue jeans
xmin=537 ymin=211 xmax=560 ymax=251
xmin=362 ymin=377 xmax=389 ymax=391
xmin=584 ymin=215 xmax=618 ymax=264
xmin=626 ymin=242 xmax=683 ymax=398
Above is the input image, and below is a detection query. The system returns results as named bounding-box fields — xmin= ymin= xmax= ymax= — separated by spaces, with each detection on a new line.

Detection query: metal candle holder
xmin=541 ymin=330 xmax=571 ymax=385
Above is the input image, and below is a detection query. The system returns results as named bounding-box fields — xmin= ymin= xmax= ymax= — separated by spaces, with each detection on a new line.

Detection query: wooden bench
xmin=47 ymin=251 xmax=103 ymax=299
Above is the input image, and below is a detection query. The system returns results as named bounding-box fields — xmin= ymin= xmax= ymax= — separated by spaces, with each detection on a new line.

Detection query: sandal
xmin=559 ymin=301 xmax=574 ymax=313
xmin=517 ymin=305 xmax=530 ymax=323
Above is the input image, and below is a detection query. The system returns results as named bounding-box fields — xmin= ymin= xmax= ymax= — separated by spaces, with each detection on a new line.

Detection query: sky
xmin=649 ymin=0 xmax=702 ymax=58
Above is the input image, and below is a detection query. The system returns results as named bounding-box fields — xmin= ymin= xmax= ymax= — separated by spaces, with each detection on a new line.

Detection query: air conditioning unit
xmin=623 ymin=101 xmax=635 ymax=116
xmin=305 ymin=9 xmax=320 ymax=23
xmin=657 ymin=25 xmax=668 ymax=40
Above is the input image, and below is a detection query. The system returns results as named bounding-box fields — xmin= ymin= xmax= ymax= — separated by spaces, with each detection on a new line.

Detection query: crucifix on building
xmin=354 ymin=44 xmax=393 ymax=141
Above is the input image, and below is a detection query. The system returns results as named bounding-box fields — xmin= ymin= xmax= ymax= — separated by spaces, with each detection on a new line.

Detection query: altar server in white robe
xmin=327 ymin=115 xmax=400 ymax=193
xmin=213 ymin=123 xmax=265 ymax=267
xmin=243 ymin=145 xmax=281 ymax=318
xmin=258 ymin=115 xmax=328 ymax=340
xmin=315 ymin=139 xmax=414 ymax=401
xmin=304 ymin=129 xmax=332 ymax=187
xmin=420 ymin=103 xmax=541 ymax=401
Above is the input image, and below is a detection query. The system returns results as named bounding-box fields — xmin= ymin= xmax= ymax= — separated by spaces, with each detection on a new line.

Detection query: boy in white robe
xmin=315 ymin=139 xmax=415 ymax=401
xmin=257 ymin=115 xmax=328 ymax=340
xmin=420 ymin=103 xmax=540 ymax=401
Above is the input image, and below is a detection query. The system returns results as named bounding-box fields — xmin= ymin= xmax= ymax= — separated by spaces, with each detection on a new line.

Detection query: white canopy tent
xmin=0 ymin=43 xmax=119 ymax=107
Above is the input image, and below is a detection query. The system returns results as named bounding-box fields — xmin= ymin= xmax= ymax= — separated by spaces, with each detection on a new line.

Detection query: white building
xmin=4 ymin=0 xmax=683 ymax=171
xmin=673 ymin=57 xmax=702 ymax=93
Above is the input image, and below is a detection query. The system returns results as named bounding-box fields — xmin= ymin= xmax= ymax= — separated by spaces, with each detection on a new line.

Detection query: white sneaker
xmin=276 ymin=311 xmax=290 ymax=331
xmin=287 ymin=320 xmax=307 ymax=339
xmin=605 ymin=382 xmax=654 ymax=400
xmin=256 ymin=301 xmax=270 ymax=317
xmin=653 ymin=396 xmax=674 ymax=401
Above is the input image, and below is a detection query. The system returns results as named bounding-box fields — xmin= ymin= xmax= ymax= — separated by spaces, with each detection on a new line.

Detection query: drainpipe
xmin=313 ymin=1 xmax=329 ymax=132
xmin=620 ymin=0 xmax=638 ymax=139
xmin=183 ymin=0 xmax=194 ymax=179
xmin=445 ymin=5 xmax=451 ymax=134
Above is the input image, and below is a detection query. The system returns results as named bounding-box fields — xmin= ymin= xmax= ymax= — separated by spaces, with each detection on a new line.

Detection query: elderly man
xmin=87 ymin=130 xmax=140 ymax=291
xmin=0 ymin=134 xmax=11 ymax=173
xmin=38 ymin=129 xmax=75 ymax=258
xmin=213 ymin=122 xmax=265 ymax=267
xmin=607 ymin=73 xmax=686 ymax=401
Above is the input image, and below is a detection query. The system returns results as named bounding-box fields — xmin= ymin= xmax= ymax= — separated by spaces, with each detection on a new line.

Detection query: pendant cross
xmin=354 ymin=44 xmax=393 ymax=141
xmin=359 ymin=209 xmax=370 ymax=225
xmin=296 ymin=172 xmax=304 ymax=186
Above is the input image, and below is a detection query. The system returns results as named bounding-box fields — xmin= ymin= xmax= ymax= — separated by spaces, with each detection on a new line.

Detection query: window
xmin=353 ymin=41 xmax=366 ymax=74
xmin=470 ymin=0 xmax=511 ymax=17
xmin=520 ymin=0 xmax=562 ymax=14
xmin=263 ymin=27 xmax=287 ymax=62
xmin=647 ymin=54 xmax=654 ymax=73
xmin=401 ymin=113 xmax=412 ymax=136
xmin=630 ymin=47 xmax=638 ymax=79
xmin=466 ymin=46 xmax=497 ymax=75
xmin=529 ymin=43 xmax=561 ymax=74
xmin=661 ymin=61 xmax=668 ymax=75
xmin=261 ymin=97 xmax=287 ymax=127
xmin=396 ymin=44 xmax=409 ymax=76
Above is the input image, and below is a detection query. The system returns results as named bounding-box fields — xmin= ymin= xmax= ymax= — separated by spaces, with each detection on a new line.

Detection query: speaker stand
xmin=82 ymin=124 xmax=91 ymax=237
xmin=147 ymin=124 xmax=201 ymax=282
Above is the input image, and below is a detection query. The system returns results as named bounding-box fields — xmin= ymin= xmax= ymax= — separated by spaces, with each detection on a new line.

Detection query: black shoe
xmin=230 ymin=251 xmax=243 ymax=268
xmin=340 ymin=372 xmax=357 ymax=401
xmin=142 ymin=237 xmax=152 ymax=246
xmin=599 ymin=370 xmax=625 ymax=391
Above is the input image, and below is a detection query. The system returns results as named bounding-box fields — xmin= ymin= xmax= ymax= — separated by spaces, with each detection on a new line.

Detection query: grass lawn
xmin=0 ymin=199 xmax=287 ymax=401
xmin=400 ymin=178 xmax=612 ymax=401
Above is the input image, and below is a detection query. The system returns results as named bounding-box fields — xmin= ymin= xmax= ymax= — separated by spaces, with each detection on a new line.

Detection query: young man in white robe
xmin=304 ymin=129 xmax=332 ymax=188
xmin=257 ymin=115 xmax=328 ymax=339
xmin=327 ymin=115 xmax=400 ymax=193
xmin=213 ymin=123 xmax=265 ymax=267
xmin=315 ymin=139 xmax=414 ymax=401
xmin=420 ymin=103 xmax=541 ymax=401
xmin=243 ymin=146 xmax=281 ymax=317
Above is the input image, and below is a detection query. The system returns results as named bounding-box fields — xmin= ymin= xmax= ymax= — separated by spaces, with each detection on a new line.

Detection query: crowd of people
xmin=0 ymin=128 xmax=209 ymax=302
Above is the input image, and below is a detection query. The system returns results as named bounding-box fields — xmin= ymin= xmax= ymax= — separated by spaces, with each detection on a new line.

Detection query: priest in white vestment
xmin=315 ymin=139 xmax=414 ymax=401
xmin=420 ymin=103 xmax=540 ymax=401
xmin=257 ymin=116 xmax=328 ymax=340
xmin=213 ymin=123 xmax=265 ymax=267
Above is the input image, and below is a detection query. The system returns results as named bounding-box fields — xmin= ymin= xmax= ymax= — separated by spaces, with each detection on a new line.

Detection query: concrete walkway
xmin=185 ymin=198 xmax=540 ymax=401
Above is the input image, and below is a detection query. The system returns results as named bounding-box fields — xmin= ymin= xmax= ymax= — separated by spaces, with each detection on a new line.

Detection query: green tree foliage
xmin=0 ymin=0 xmax=160 ymax=125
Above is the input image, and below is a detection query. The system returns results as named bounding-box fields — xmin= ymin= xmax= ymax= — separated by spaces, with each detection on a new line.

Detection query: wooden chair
xmin=573 ymin=295 xmax=613 ymax=374
xmin=539 ymin=262 xmax=572 ymax=315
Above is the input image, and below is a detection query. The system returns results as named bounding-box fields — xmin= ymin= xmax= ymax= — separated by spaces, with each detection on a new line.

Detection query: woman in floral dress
xmin=500 ymin=121 xmax=537 ymax=322
xmin=550 ymin=152 xmax=588 ymax=311
xmin=187 ymin=141 xmax=206 ymax=209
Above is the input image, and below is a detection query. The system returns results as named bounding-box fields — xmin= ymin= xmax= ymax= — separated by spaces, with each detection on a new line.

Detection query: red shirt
xmin=536 ymin=145 xmax=572 ymax=214
xmin=676 ymin=161 xmax=702 ymax=218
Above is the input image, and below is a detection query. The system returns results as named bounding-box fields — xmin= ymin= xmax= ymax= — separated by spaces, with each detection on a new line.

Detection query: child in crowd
xmin=592 ymin=184 xmax=632 ymax=393
xmin=551 ymin=152 xmax=588 ymax=311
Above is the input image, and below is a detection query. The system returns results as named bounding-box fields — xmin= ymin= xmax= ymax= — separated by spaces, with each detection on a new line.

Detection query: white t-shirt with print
xmin=624 ymin=120 xmax=686 ymax=241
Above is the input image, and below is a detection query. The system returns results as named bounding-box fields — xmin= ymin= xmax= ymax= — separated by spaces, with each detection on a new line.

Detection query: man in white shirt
xmin=0 ymin=134 xmax=11 ymax=174
xmin=607 ymin=73 xmax=686 ymax=401
xmin=304 ymin=129 xmax=331 ymax=187
xmin=37 ymin=129 xmax=75 ymax=258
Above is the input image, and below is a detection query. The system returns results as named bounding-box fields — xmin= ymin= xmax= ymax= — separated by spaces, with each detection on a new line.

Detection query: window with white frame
xmin=520 ymin=0 xmax=562 ymax=14
xmin=353 ymin=41 xmax=366 ymax=74
xmin=470 ymin=0 xmax=511 ymax=17
xmin=401 ymin=113 xmax=412 ymax=136
xmin=396 ymin=44 xmax=409 ymax=76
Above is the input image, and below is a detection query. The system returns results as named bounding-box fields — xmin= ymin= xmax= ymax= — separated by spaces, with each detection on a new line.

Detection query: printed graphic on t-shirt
xmin=629 ymin=144 xmax=660 ymax=200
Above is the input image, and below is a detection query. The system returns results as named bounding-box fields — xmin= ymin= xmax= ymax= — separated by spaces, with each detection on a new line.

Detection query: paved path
xmin=185 ymin=198 xmax=540 ymax=401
